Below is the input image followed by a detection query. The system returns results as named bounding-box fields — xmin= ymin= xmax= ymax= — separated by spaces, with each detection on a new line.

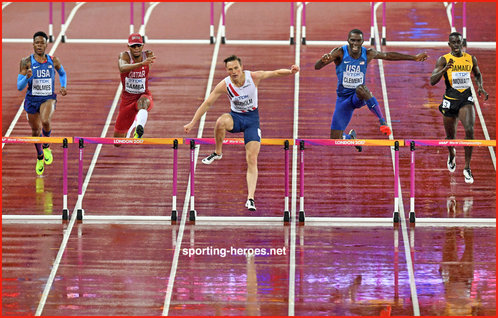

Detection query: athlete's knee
xmin=246 ymin=152 xmax=258 ymax=167
xmin=137 ymin=98 xmax=150 ymax=110
xmin=215 ymin=114 xmax=233 ymax=130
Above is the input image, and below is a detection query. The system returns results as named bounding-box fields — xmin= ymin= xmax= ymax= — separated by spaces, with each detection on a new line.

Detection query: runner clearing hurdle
xmin=184 ymin=55 xmax=299 ymax=211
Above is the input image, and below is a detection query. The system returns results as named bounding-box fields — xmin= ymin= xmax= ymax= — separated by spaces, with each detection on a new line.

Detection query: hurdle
xmin=221 ymin=2 xmax=295 ymax=45
xmin=1 ymin=136 xmax=72 ymax=220
xmin=185 ymin=138 xmax=292 ymax=222
xmin=451 ymin=2 xmax=467 ymax=46
xmin=405 ymin=139 xmax=496 ymax=225
xmin=369 ymin=2 xmax=386 ymax=45
xmin=73 ymin=137 xmax=182 ymax=221
xmin=295 ymin=139 xmax=404 ymax=223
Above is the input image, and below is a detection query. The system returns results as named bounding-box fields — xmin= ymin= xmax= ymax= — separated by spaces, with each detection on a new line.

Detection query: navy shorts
xmin=331 ymin=93 xmax=365 ymax=131
xmin=229 ymin=109 xmax=261 ymax=144
xmin=439 ymin=93 xmax=474 ymax=118
xmin=24 ymin=94 xmax=57 ymax=114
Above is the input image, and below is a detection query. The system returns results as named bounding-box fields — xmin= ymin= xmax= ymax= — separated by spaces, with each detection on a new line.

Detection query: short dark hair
xmin=348 ymin=29 xmax=363 ymax=39
xmin=33 ymin=31 xmax=48 ymax=41
xmin=224 ymin=55 xmax=241 ymax=65
xmin=449 ymin=32 xmax=462 ymax=40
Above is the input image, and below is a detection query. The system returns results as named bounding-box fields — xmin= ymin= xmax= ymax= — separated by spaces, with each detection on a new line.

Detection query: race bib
xmin=342 ymin=71 xmax=364 ymax=89
xmin=451 ymin=72 xmax=471 ymax=90
xmin=31 ymin=78 xmax=52 ymax=96
xmin=125 ymin=77 xmax=146 ymax=94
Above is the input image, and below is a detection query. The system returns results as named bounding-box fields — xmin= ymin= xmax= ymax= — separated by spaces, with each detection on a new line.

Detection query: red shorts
xmin=114 ymin=92 xmax=153 ymax=134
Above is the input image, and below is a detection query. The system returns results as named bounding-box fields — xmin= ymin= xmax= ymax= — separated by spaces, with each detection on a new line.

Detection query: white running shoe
xmin=202 ymin=152 xmax=222 ymax=164
xmin=447 ymin=152 xmax=456 ymax=172
xmin=463 ymin=168 xmax=474 ymax=184
xmin=245 ymin=199 xmax=256 ymax=211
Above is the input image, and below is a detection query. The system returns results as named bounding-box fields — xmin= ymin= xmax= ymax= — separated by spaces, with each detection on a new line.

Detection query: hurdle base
xmin=301 ymin=37 xmax=306 ymax=45
xmin=290 ymin=37 xmax=294 ymax=45
xmin=284 ymin=211 xmax=290 ymax=222
xmin=62 ymin=35 xmax=66 ymax=43
xmin=382 ymin=38 xmax=386 ymax=45
xmin=463 ymin=39 xmax=467 ymax=47
xmin=77 ymin=209 xmax=84 ymax=221
xmin=171 ymin=210 xmax=177 ymax=221
xmin=49 ymin=35 xmax=54 ymax=43
xmin=189 ymin=210 xmax=197 ymax=221
xmin=299 ymin=211 xmax=305 ymax=223
xmin=409 ymin=212 xmax=416 ymax=223
xmin=62 ymin=209 xmax=69 ymax=220
xmin=210 ymin=36 xmax=214 ymax=44
xmin=221 ymin=36 xmax=226 ymax=44
xmin=393 ymin=212 xmax=399 ymax=223
xmin=370 ymin=38 xmax=375 ymax=45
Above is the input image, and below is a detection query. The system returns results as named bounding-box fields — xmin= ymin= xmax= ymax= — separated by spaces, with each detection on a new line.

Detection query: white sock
xmin=126 ymin=118 xmax=137 ymax=138
xmin=136 ymin=109 xmax=148 ymax=128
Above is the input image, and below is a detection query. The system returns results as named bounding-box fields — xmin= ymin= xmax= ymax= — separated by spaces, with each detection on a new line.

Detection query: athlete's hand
xmin=26 ymin=68 xmax=32 ymax=79
xmin=320 ymin=53 xmax=334 ymax=63
xmin=478 ymin=87 xmax=489 ymax=101
xmin=290 ymin=65 xmax=300 ymax=74
xmin=141 ymin=56 xmax=156 ymax=66
xmin=60 ymin=87 xmax=67 ymax=96
xmin=445 ymin=58 xmax=454 ymax=71
xmin=415 ymin=53 xmax=428 ymax=62
xmin=184 ymin=121 xmax=195 ymax=134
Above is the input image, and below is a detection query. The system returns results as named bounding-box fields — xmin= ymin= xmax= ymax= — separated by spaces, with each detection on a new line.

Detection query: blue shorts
xmin=24 ymin=94 xmax=57 ymax=114
xmin=229 ymin=109 xmax=261 ymax=144
xmin=331 ymin=93 xmax=366 ymax=131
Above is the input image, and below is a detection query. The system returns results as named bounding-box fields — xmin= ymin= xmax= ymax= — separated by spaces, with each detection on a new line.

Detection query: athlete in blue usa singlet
xmin=315 ymin=29 xmax=428 ymax=151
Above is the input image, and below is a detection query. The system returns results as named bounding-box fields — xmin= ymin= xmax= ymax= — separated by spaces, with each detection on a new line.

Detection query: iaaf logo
xmin=224 ymin=139 xmax=244 ymax=144
xmin=335 ymin=140 xmax=365 ymax=145
xmin=114 ymin=139 xmax=144 ymax=144
xmin=438 ymin=141 xmax=449 ymax=145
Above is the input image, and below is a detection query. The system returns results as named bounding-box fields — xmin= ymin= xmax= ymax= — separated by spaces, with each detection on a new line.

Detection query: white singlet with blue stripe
xmin=224 ymin=70 xmax=258 ymax=113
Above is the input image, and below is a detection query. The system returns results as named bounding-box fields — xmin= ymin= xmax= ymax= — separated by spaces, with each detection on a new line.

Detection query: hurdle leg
xmin=61 ymin=2 xmax=66 ymax=43
xmin=77 ymin=138 xmax=84 ymax=220
xmin=62 ymin=138 xmax=69 ymax=220
xmin=381 ymin=2 xmax=386 ymax=45
xmin=451 ymin=2 xmax=456 ymax=33
xmin=301 ymin=2 xmax=306 ymax=45
xmin=171 ymin=139 xmax=178 ymax=221
xmin=290 ymin=3 xmax=295 ymax=45
xmin=221 ymin=2 xmax=226 ymax=44
xmin=129 ymin=2 xmax=134 ymax=34
xmin=189 ymin=139 xmax=197 ymax=221
xmin=49 ymin=3 xmax=54 ymax=42
xmin=370 ymin=2 xmax=375 ymax=45
xmin=393 ymin=141 xmax=400 ymax=223
xmin=409 ymin=141 xmax=416 ymax=223
xmin=209 ymin=2 xmax=215 ymax=44
xmin=141 ymin=2 xmax=146 ymax=42
xmin=462 ymin=2 xmax=467 ymax=46
xmin=284 ymin=140 xmax=290 ymax=222
xmin=299 ymin=140 xmax=305 ymax=222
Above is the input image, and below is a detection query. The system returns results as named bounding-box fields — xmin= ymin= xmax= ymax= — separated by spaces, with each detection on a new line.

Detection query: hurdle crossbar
xmin=73 ymin=137 xmax=182 ymax=221
xmin=185 ymin=138 xmax=292 ymax=221
xmin=405 ymin=139 xmax=496 ymax=223
xmin=296 ymin=139 xmax=402 ymax=223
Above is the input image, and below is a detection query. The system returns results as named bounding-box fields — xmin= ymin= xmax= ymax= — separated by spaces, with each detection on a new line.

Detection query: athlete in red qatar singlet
xmin=114 ymin=33 xmax=156 ymax=143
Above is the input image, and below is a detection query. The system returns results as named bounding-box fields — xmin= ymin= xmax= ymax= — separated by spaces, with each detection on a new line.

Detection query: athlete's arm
xmin=184 ymin=80 xmax=226 ymax=134
xmin=471 ymin=55 xmax=488 ymax=100
xmin=315 ymin=47 xmax=342 ymax=70
xmin=368 ymin=48 xmax=428 ymax=62
xmin=52 ymin=56 xmax=67 ymax=96
xmin=430 ymin=56 xmax=452 ymax=86
xmin=118 ymin=51 xmax=155 ymax=73
xmin=17 ymin=57 xmax=31 ymax=91
xmin=251 ymin=65 xmax=299 ymax=85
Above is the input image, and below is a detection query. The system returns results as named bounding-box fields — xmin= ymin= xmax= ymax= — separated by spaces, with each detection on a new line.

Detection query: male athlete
xmin=431 ymin=32 xmax=488 ymax=184
xmin=114 ymin=33 xmax=156 ymax=143
xmin=17 ymin=31 xmax=67 ymax=175
xmin=315 ymin=29 xmax=428 ymax=151
xmin=184 ymin=55 xmax=299 ymax=211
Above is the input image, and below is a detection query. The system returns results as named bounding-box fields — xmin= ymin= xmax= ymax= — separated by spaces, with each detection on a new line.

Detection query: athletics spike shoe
xmin=202 ymin=152 xmax=222 ymax=165
xmin=463 ymin=168 xmax=474 ymax=184
xmin=36 ymin=158 xmax=45 ymax=175
xmin=43 ymin=146 xmax=53 ymax=165
xmin=447 ymin=151 xmax=456 ymax=172
xmin=245 ymin=199 xmax=256 ymax=211
xmin=134 ymin=125 xmax=144 ymax=139
xmin=349 ymin=129 xmax=362 ymax=152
